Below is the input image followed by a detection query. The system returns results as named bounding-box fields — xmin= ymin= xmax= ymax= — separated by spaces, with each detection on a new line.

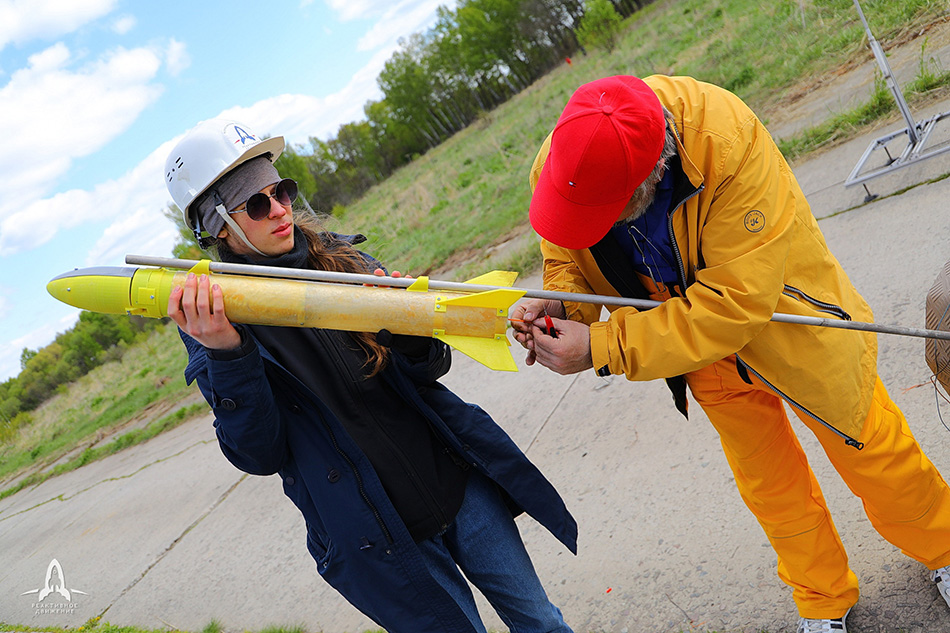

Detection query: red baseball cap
xmin=529 ymin=76 xmax=666 ymax=250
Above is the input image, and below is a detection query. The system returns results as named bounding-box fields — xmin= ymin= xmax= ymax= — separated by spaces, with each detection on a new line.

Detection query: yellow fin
xmin=406 ymin=276 xmax=430 ymax=292
xmin=440 ymin=288 xmax=525 ymax=315
xmin=188 ymin=259 xmax=212 ymax=276
xmin=436 ymin=333 xmax=518 ymax=372
xmin=464 ymin=270 xmax=519 ymax=287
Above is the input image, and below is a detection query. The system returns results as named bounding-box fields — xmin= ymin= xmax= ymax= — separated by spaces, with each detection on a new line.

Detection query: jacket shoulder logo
xmin=744 ymin=210 xmax=765 ymax=233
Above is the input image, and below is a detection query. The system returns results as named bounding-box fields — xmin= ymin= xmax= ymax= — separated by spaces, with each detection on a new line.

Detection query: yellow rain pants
xmin=686 ymin=356 xmax=950 ymax=618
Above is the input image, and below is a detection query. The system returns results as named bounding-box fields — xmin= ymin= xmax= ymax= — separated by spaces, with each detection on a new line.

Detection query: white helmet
xmin=164 ymin=119 xmax=284 ymax=243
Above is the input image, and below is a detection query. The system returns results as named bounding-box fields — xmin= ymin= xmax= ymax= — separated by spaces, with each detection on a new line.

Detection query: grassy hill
xmin=2 ymin=0 xmax=948 ymax=494
xmin=322 ymin=0 xmax=948 ymax=279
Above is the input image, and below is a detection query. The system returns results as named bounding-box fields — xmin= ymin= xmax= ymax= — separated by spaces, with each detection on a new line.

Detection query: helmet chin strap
xmin=214 ymin=203 xmax=266 ymax=257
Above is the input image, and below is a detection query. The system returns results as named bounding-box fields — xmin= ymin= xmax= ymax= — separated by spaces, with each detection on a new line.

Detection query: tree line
xmin=0 ymin=313 xmax=164 ymax=441
xmin=294 ymin=0 xmax=650 ymax=215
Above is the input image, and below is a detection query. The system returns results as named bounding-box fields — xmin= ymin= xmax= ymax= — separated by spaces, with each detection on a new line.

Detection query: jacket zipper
xmin=735 ymin=354 xmax=864 ymax=450
xmin=319 ymin=414 xmax=396 ymax=545
xmin=666 ymin=184 xmax=704 ymax=293
xmin=782 ymin=285 xmax=852 ymax=320
xmin=663 ymin=183 xmax=863 ymax=451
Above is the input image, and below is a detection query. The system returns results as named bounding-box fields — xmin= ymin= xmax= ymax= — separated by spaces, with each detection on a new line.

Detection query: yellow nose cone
xmin=47 ymin=267 xmax=136 ymax=314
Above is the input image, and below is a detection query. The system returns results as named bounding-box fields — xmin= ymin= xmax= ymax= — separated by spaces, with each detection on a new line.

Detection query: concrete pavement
xmin=5 ymin=95 xmax=950 ymax=633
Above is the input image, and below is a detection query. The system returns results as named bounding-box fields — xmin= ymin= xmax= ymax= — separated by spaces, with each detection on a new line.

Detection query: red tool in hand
xmin=541 ymin=309 xmax=559 ymax=339
xmin=508 ymin=309 xmax=559 ymax=339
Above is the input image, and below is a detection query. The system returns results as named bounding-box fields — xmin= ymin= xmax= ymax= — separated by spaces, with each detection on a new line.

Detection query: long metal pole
xmin=126 ymin=254 xmax=950 ymax=342
xmin=852 ymin=0 xmax=918 ymax=140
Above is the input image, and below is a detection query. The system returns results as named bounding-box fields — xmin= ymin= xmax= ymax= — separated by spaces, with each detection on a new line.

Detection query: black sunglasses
xmin=228 ymin=178 xmax=298 ymax=221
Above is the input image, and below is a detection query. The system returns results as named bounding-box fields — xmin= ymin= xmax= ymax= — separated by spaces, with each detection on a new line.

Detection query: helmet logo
xmin=232 ymin=125 xmax=257 ymax=145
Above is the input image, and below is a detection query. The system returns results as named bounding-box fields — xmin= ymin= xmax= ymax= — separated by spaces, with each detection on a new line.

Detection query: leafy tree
xmin=457 ymin=0 xmax=534 ymax=92
xmin=76 ymin=311 xmax=137 ymax=350
xmin=274 ymin=144 xmax=319 ymax=203
xmin=20 ymin=348 xmax=37 ymax=371
xmin=2 ymin=310 xmax=162 ymax=419
xmin=364 ymin=99 xmax=426 ymax=172
xmin=379 ymin=33 xmax=446 ymax=148
xmin=576 ymin=0 xmax=624 ymax=53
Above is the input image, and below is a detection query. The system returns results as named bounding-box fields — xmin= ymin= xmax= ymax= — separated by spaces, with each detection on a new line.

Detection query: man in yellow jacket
xmin=512 ymin=74 xmax=950 ymax=632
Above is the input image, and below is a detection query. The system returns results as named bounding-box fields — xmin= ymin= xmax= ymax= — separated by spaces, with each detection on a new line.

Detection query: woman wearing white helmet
xmin=163 ymin=119 xmax=577 ymax=633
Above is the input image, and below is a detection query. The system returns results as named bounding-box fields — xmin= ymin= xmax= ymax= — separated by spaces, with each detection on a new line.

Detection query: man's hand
xmin=168 ymin=273 xmax=242 ymax=350
xmin=511 ymin=299 xmax=592 ymax=372
xmin=510 ymin=299 xmax=565 ymax=365
xmin=511 ymin=298 xmax=565 ymax=324
xmin=524 ymin=316 xmax=593 ymax=375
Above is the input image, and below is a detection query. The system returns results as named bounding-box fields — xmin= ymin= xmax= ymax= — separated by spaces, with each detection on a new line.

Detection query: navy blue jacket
xmin=181 ymin=327 xmax=577 ymax=633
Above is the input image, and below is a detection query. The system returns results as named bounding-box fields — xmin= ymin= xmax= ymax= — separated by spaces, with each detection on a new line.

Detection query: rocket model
xmin=53 ymin=253 xmax=950 ymax=376
xmin=47 ymin=259 xmax=525 ymax=372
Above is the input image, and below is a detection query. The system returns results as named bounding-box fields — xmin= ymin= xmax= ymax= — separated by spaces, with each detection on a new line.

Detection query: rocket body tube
xmin=47 ymin=266 xmax=523 ymax=371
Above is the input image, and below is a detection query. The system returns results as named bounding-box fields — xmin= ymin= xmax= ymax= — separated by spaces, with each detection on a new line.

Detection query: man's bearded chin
xmin=615 ymin=170 xmax=661 ymax=226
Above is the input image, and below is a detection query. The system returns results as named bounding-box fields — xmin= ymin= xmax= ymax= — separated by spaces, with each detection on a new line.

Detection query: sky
xmin=0 ymin=0 xmax=447 ymax=382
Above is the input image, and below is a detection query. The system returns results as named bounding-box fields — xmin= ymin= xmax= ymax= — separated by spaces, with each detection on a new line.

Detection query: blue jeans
xmin=416 ymin=470 xmax=573 ymax=633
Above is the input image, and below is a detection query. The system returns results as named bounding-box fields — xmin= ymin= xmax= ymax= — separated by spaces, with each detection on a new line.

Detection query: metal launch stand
xmin=844 ymin=0 xmax=950 ymax=200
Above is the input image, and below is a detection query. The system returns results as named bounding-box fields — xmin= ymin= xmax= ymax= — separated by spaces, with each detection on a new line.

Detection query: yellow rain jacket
xmin=529 ymin=75 xmax=877 ymax=444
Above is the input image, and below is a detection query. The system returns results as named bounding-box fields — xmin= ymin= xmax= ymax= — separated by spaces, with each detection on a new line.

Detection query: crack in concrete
xmin=94 ymin=474 xmax=248 ymax=622
xmin=526 ymin=374 xmax=581 ymax=454
xmin=0 ymin=438 xmax=217 ymax=523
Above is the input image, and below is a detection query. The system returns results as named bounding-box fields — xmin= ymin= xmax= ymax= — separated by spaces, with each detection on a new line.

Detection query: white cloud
xmin=90 ymin=206 xmax=178 ymax=266
xmin=0 ymin=0 xmax=118 ymax=52
xmin=1 ymin=135 xmax=180 ymax=259
xmin=324 ymin=0 xmax=393 ymax=21
xmin=0 ymin=30 xmax=424 ymax=260
xmin=356 ymin=0 xmax=441 ymax=52
xmin=0 ymin=1 xmax=441 ymax=259
xmin=325 ymin=0 xmax=439 ymax=28
xmin=111 ymin=13 xmax=135 ymax=34
xmin=83 ymin=141 xmax=181 ymax=266
xmin=219 ymin=90 xmax=370 ymax=147
xmin=0 ymin=42 xmax=168 ymax=253
xmin=165 ymin=38 xmax=189 ymax=76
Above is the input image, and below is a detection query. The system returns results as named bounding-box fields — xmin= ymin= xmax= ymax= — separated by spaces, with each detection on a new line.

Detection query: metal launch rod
xmin=126 ymin=254 xmax=950 ymax=342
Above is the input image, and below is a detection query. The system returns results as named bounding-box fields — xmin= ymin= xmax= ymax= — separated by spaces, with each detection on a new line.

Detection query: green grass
xmin=321 ymin=0 xmax=947 ymax=279
xmin=777 ymin=75 xmax=898 ymax=161
xmin=778 ymin=50 xmax=950 ymax=162
xmin=0 ymin=322 xmax=205 ymax=496
xmin=0 ymin=401 xmax=206 ymax=501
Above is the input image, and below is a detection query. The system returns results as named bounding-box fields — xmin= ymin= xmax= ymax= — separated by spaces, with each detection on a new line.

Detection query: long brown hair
xmin=295 ymin=212 xmax=390 ymax=376
xmin=214 ymin=211 xmax=390 ymax=377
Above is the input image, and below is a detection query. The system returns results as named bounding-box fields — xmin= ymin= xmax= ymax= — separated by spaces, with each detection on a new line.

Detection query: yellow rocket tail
xmin=435 ymin=334 xmax=518 ymax=372
xmin=434 ymin=286 xmax=525 ymax=371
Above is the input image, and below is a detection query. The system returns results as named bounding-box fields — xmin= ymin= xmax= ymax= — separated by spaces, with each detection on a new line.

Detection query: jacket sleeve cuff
xmin=590 ymin=321 xmax=613 ymax=376
xmin=205 ymin=325 xmax=255 ymax=361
